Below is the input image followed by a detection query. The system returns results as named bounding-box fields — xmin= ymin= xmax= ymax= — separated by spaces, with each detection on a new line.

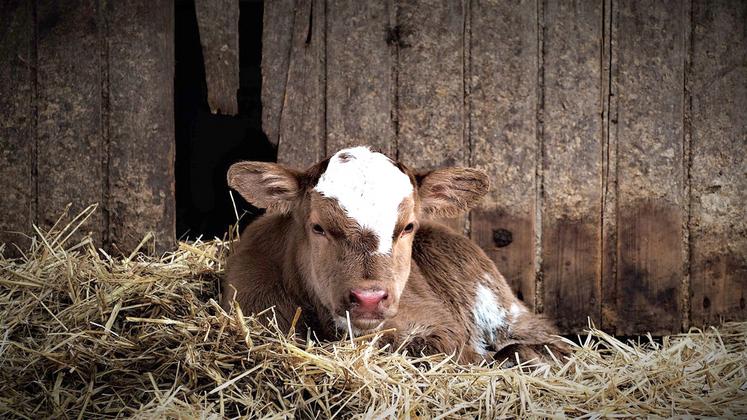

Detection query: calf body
xmin=223 ymin=147 xmax=565 ymax=363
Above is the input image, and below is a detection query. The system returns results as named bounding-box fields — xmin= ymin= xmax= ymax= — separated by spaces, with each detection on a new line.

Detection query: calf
xmin=223 ymin=146 xmax=566 ymax=364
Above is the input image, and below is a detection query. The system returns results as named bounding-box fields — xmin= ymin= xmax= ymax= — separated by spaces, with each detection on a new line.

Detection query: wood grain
xmin=397 ymin=0 xmax=466 ymax=170
xmin=0 ymin=0 xmax=34 ymax=253
xmin=274 ymin=0 xmax=326 ymax=169
xmin=36 ymin=0 xmax=104 ymax=245
xmin=541 ymin=0 xmax=604 ymax=333
xmin=614 ymin=0 xmax=686 ymax=335
xmin=195 ymin=0 xmax=240 ymax=115
xmin=260 ymin=0 xmax=295 ymax=148
xmin=326 ymin=0 xmax=394 ymax=155
xmin=689 ymin=0 xmax=747 ymax=326
xmin=107 ymin=0 xmax=175 ymax=254
xmin=469 ymin=0 xmax=538 ymax=309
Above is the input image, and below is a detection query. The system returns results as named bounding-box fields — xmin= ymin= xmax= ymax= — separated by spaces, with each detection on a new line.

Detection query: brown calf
xmin=223 ymin=146 xmax=566 ymax=364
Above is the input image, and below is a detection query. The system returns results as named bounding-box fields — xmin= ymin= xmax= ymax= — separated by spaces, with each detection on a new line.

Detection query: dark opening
xmin=175 ymin=0 xmax=274 ymax=240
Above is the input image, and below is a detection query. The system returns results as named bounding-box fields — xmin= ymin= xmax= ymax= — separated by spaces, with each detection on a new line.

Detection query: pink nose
xmin=350 ymin=289 xmax=388 ymax=313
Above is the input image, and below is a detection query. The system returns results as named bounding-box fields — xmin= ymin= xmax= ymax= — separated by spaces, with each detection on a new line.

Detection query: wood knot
xmin=492 ymin=228 xmax=513 ymax=248
xmin=385 ymin=25 xmax=411 ymax=48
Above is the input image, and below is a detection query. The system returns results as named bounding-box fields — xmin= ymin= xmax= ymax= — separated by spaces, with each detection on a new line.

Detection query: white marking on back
xmin=472 ymin=280 xmax=507 ymax=355
xmin=314 ymin=146 xmax=413 ymax=254
xmin=510 ymin=303 xmax=524 ymax=318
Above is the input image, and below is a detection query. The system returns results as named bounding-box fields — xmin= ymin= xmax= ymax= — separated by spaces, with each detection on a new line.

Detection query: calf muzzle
xmin=348 ymin=288 xmax=388 ymax=316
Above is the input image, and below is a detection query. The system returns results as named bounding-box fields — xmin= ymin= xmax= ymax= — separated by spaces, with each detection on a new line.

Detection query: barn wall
xmin=0 ymin=0 xmax=175 ymax=254
xmin=262 ymin=0 xmax=747 ymax=334
xmin=0 ymin=0 xmax=35 ymax=253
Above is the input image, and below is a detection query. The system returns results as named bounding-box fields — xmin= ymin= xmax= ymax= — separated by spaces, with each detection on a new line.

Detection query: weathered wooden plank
xmin=326 ymin=0 xmax=394 ymax=155
xmin=107 ymin=0 xmax=175 ymax=254
xmin=36 ymin=0 xmax=103 ymax=244
xmin=397 ymin=0 xmax=465 ymax=170
xmin=397 ymin=0 xmax=467 ymax=233
xmin=274 ymin=0 xmax=326 ymax=169
xmin=690 ymin=0 xmax=747 ymax=326
xmin=541 ymin=0 xmax=603 ymax=333
xmin=0 ymin=0 xmax=33 ymax=253
xmin=469 ymin=0 xmax=538 ymax=309
xmin=261 ymin=0 xmax=294 ymax=148
xmin=615 ymin=0 xmax=685 ymax=335
xmin=195 ymin=0 xmax=239 ymax=115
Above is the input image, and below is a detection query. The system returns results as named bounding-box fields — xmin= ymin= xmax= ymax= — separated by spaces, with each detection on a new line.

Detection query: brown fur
xmin=223 ymin=152 xmax=568 ymax=364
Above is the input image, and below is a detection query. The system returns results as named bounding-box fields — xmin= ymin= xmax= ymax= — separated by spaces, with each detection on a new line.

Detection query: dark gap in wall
xmin=175 ymin=0 xmax=275 ymax=240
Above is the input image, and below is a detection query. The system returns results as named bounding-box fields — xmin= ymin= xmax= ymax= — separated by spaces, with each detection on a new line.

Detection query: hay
xmin=1 ymin=205 xmax=746 ymax=418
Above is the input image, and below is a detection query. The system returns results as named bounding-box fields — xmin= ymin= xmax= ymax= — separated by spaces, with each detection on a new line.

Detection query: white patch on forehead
xmin=472 ymin=280 xmax=507 ymax=355
xmin=314 ymin=146 xmax=413 ymax=254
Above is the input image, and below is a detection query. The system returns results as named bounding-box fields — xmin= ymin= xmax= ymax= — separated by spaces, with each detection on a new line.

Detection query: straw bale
xmin=1 ymin=206 xmax=746 ymax=418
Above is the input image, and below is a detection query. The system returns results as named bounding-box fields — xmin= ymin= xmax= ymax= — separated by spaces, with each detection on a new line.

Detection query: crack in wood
xmin=534 ymin=0 xmax=545 ymax=315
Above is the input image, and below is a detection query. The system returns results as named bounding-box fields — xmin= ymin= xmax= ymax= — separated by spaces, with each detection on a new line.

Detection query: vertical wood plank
xmin=397 ymin=0 xmax=466 ymax=233
xmin=690 ymin=0 xmax=747 ymax=326
xmin=275 ymin=0 xmax=326 ymax=169
xmin=470 ymin=0 xmax=538 ymax=308
xmin=195 ymin=0 xmax=240 ymax=115
xmin=615 ymin=0 xmax=685 ymax=335
xmin=542 ymin=0 xmax=603 ymax=333
xmin=108 ymin=0 xmax=175 ymax=254
xmin=36 ymin=0 xmax=103 ymax=244
xmin=261 ymin=0 xmax=294 ymax=148
xmin=0 ymin=0 xmax=33 ymax=253
xmin=397 ymin=0 xmax=465 ymax=170
xmin=326 ymin=0 xmax=394 ymax=155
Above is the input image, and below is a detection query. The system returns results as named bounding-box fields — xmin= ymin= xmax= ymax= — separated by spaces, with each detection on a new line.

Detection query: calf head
xmin=228 ymin=147 xmax=489 ymax=332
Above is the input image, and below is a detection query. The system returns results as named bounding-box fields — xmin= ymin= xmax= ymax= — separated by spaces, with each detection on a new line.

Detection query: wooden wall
xmin=0 ymin=0 xmax=743 ymax=335
xmin=0 ymin=0 xmax=175 ymax=254
xmin=262 ymin=0 xmax=747 ymax=334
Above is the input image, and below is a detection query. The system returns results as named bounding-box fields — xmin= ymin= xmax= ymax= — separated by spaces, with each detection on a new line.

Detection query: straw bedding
xmin=1 ymin=206 xmax=746 ymax=418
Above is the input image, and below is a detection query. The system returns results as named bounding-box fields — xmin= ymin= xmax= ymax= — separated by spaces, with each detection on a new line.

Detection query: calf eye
xmin=402 ymin=223 xmax=415 ymax=235
xmin=312 ymin=224 xmax=326 ymax=235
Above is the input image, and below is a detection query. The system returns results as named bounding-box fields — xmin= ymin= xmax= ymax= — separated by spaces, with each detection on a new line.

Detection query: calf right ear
xmin=417 ymin=167 xmax=490 ymax=217
xmin=227 ymin=162 xmax=302 ymax=213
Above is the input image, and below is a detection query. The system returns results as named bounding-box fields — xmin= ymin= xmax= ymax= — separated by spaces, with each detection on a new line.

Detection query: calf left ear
xmin=227 ymin=161 xmax=302 ymax=213
xmin=417 ymin=168 xmax=490 ymax=217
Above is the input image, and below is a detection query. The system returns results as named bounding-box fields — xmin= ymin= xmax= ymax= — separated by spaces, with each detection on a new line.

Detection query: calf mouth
xmin=334 ymin=313 xmax=386 ymax=334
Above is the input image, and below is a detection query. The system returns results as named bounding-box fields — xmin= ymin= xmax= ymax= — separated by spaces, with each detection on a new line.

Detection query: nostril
xmin=376 ymin=291 xmax=389 ymax=304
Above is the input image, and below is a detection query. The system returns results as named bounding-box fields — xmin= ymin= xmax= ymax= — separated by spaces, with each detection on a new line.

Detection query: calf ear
xmin=227 ymin=162 xmax=302 ymax=213
xmin=417 ymin=168 xmax=489 ymax=217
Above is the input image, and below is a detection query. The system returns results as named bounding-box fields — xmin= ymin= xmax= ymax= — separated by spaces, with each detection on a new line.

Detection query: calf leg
xmin=221 ymin=278 xmax=293 ymax=330
xmin=382 ymin=297 xmax=482 ymax=363
xmin=493 ymin=314 xmax=570 ymax=365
